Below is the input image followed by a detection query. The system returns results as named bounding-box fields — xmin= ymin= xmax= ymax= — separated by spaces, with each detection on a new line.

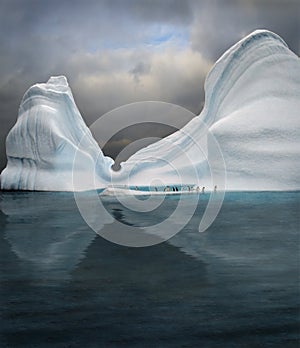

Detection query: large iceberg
xmin=1 ymin=30 xmax=300 ymax=191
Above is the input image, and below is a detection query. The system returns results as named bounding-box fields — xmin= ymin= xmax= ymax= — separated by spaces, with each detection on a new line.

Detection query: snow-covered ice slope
xmin=0 ymin=76 xmax=113 ymax=191
xmin=206 ymin=30 xmax=300 ymax=190
xmin=1 ymin=30 xmax=299 ymax=191
xmin=118 ymin=30 xmax=300 ymax=190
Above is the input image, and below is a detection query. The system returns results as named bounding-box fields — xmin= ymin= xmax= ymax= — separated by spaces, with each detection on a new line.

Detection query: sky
xmin=0 ymin=0 xmax=299 ymax=170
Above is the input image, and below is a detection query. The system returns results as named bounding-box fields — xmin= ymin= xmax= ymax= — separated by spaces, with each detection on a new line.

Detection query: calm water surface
xmin=0 ymin=191 xmax=299 ymax=347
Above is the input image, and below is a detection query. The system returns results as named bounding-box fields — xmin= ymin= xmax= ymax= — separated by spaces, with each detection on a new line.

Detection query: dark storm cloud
xmin=0 ymin=0 xmax=193 ymax=50
xmin=190 ymin=0 xmax=300 ymax=59
xmin=0 ymin=0 xmax=299 ymax=170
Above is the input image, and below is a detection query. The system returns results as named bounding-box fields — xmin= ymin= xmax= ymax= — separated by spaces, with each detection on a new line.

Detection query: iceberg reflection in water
xmin=0 ymin=191 xmax=299 ymax=347
xmin=0 ymin=192 xmax=96 ymax=283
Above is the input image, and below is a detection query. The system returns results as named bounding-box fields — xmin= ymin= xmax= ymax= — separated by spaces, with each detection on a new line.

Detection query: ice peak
xmin=47 ymin=75 xmax=68 ymax=87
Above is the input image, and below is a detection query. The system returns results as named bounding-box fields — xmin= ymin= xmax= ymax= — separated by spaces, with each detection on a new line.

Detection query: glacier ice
xmin=1 ymin=30 xmax=300 ymax=191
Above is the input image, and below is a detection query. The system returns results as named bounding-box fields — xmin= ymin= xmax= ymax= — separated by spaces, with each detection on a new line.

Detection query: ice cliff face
xmin=1 ymin=76 xmax=113 ymax=191
xmin=1 ymin=30 xmax=299 ymax=191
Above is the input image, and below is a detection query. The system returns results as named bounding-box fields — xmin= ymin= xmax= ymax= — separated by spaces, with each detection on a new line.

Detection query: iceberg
xmin=1 ymin=76 xmax=113 ymax=191
xmin=1 ymin=30 xmax=300 ymax=191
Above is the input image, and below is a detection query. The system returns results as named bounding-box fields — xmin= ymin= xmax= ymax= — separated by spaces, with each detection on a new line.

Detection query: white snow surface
xmin=1 ymin=30 xmax=300 ymax=191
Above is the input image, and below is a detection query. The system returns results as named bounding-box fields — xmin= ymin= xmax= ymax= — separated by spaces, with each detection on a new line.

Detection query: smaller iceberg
xmin=1 ymin=76 xmax=113 ymax=191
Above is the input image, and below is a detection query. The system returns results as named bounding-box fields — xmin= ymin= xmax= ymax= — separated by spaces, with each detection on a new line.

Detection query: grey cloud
xmin=190 ymin=0 xmax=300 ymax=59
xmin=130 ymin=61 xmax=151 ymax=83
xmin=102 ymin=123 xmax=179 ymax=168
xmin=67 ymin=48 xmax=211 ymax=125
xmin=0 ymin=0 xmax=193 ymax=51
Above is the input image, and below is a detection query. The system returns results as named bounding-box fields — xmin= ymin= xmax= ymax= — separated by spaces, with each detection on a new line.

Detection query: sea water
xmin=0 ymin=191 xmax=299 ymax=347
